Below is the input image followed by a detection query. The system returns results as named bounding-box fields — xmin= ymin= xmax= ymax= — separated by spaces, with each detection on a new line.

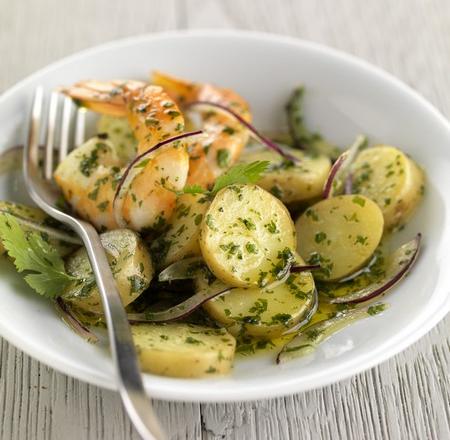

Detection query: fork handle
xmin=75 ymin=221 xmax=165 ymax=440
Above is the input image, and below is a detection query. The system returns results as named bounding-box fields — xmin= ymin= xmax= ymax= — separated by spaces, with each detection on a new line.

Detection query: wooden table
xmin=0 ymin=1 xmax=449 ymax=438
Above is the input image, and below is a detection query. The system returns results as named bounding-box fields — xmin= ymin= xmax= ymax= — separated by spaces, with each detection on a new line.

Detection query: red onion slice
xmin=188 ymin=101 xmax=299 ymax=163
xmin=324 ymin=234 xmax=421 ymax=304
xmin=322 ymin=135 xmax=366 ymax=199
xmin=127 ymin=281 xmax=234 ymax=323
xmin=277 ymin=302 xmax=388 ymax=363
xmin=55 ymin=298 xmax=99 ymax=343
xmin=158 ymin=257 xmax=204 ymax=282
xmin=291 ymin=264 xmax=321 ymax=273
xmin=113 ymin=130 xmax=203 ymax=227
xmin=130 ymin=260 xmax=233 ymax=322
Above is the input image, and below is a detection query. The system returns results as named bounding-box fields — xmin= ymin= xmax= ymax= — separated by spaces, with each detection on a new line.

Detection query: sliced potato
xmin=97 ymin=115 xmax=137 ymax=163
xmin=296 ymin=195 xmax=384 ymax=281
xmin=0 ymin=201 xmax=77 ymax=256
xmin=200 ymin=184 xmax=297 ymax=288
xmin=63 ymin=229 xmax=153 ymax=312
xmin=131 ymin=323 xmax=235 ymax=378
xmin=351 ymin=145 xmax=425 ymax=230
xmin=151 ymin=193 xmax=210 ymax=268
xmin=240 ymin=148 xmax=331 ymax=203
xmin=203 ymin=267 xmax=316 ymax=338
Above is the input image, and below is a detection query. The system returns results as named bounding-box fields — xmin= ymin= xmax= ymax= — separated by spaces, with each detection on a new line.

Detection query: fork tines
xmin=31 ymin=88 xmax=87 ymax=181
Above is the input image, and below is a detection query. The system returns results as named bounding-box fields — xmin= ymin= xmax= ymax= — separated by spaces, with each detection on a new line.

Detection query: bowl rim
xmin=0 ymin=29 xmax=449 ymax=402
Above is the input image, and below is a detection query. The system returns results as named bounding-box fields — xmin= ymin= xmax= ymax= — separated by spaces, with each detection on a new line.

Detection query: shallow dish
xmin=0 ymin=30 xmax=449 ymax=402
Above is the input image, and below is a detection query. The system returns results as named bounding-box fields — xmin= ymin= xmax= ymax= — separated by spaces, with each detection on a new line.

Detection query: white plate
xmin=0 ymin=30 xmax=449 ymax=402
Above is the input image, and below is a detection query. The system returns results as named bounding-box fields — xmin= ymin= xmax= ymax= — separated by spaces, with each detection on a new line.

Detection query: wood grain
xmin=0 ymin=0 xmax=449 ymax=439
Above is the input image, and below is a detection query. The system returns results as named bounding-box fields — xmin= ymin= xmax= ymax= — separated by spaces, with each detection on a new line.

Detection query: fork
xmin=24 ymin=87 xmax=166 ymax=440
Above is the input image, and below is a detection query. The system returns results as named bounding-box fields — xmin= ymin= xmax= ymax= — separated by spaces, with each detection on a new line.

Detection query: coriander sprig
xmin=0 ymin=213 xmax=76 ymax=298
xmin=180 ymin=160 xmax=270 ymax=197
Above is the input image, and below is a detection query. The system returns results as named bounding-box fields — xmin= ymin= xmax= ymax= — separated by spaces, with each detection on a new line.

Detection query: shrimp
xmin=55 ymin=82 xmax=189 ymax=232
xmin=62 ymin=81 xmax=186 ymax=155
xmin=152 ymin=71 xmax=252 ymax=188
xmin=56 ymin=72 xmax=251 ymax=231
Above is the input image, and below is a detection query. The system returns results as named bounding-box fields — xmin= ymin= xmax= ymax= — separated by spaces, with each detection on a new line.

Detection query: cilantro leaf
xmin=175 ymin=161 xmax=270 ymax=197
xmin=211 ymin=160 xmax=270 ymax=195
xmin=0 ymin=213 xmax=76 ymax=298
xmin=181 ymin=184 xmax=206 ymax=195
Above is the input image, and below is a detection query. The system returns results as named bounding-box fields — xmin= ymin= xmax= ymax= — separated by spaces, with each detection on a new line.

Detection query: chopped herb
xmin=245 ymin=242 xmax=258 ymax=254
xmin=219 ymin=242 xmax=241 ymax=259
xmin=271 ymin=247 xmax=294 ymax=279
xmin=344 ymin=212 xmax=359 ymax=222
xmin=367 ymin=303 xmax=387 ymax=316
xmin=315 ymin=232 xmax=327 ymax=243
xmin=145 ymin=117 xmax=160 ymax=127
xmin=239 ymin=217 xmax=256 ymax=231
xmin=305 ymin=208 xmax=319 ymax=221
xmin=194 ymin=214 xmax=203 ymax=225
xmin=97 ymin=201 xmax=109 ymax=212
xmin=249 ymin=298 xmax=268 ymax=315
xmin=88 ymin=186 xmax=100 ymax=201
xmin=167 ymin=110 xmax=181 ymax=119
xmin=355 ymin=235 xmax=368 ymax=245
xmin=203 ymin=143 xmax=212 ymax=155
xmin=307 ymin=252 xmax=333 ymax=279
xmin=216 ymin=149 xmax=230 ymax=168
xmin=79 ymin=143 xmax=108 ymax=177
xmin=270 ymin=313 xmax=292 ymax=325
xmin=352 ymin=196 xmax=366 ymax=207
xmin=185 ymin=336 xmax=203 ymax=344
xmin=265 ymin=220 xmax=279 ymax=234
xmin=222 ymin=126 xmax=235 ymax=135
xmin=270 ymin=185 xmax=283 ymax=199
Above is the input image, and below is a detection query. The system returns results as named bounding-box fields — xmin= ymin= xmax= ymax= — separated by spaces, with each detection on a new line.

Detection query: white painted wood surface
xmin=0 ymin=0 xmax=449 ymax=438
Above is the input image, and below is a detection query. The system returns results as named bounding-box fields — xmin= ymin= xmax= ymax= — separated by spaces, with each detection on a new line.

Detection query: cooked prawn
xmin=55 ymin=82 xmax=189 ymax=232
xmin=152 ymin=71 xmax=252 ymax=188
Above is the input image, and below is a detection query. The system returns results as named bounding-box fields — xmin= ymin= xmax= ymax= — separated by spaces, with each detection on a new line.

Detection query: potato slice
xmin=240 ymin=148 xmax=331 ymax=203
xmin=351 ymin=145 xmax=425 ymax=230
xmin=131 ymin=323 xmax=236 ymax=378
xmin=203 ymin=268 xmax=316 ymax=338
xmin=97 ymin=115 xmax=137 ymax=163
xmin=296 ymin=195 xmax=384 ymax=281
xmin=151 ymin=193 xmax=210 ymax=268
xmin=63 ymin=229 xmax=153 ymax=312
xmin=200 ymin=184 xmax=297 ymax=288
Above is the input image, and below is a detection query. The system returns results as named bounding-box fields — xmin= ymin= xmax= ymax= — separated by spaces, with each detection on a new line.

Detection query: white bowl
xmin=0 ymin=30 xmax=449 ymax=402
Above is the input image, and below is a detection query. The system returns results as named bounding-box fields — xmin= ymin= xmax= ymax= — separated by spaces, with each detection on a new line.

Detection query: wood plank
xmin=0 ymin=342 xmax=203 ymax=439
xmin=0 ymin=0 xmax=180 ymax=92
